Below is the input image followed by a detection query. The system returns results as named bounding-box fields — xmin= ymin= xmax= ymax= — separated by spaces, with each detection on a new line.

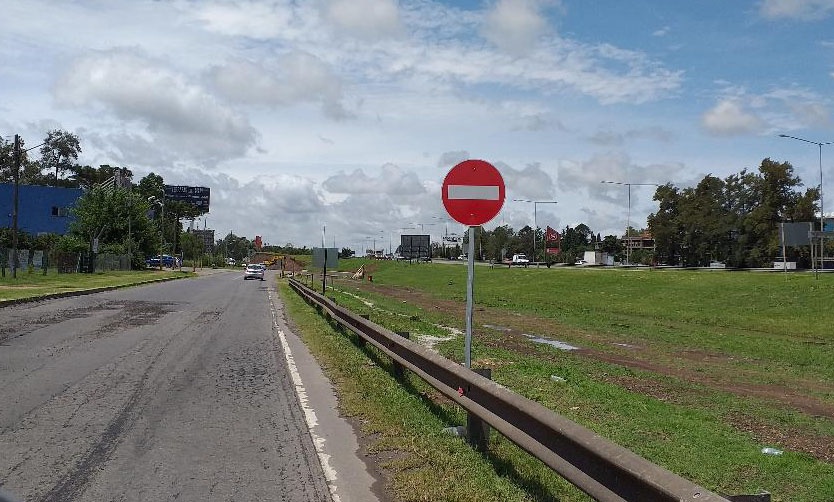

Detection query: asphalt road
xmin=0 ymin=270 xmax=379 ymax=502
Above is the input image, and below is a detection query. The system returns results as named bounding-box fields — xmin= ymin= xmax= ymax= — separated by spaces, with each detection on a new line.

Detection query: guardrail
xmin=289 ymin=278 xmax=735 ymax=502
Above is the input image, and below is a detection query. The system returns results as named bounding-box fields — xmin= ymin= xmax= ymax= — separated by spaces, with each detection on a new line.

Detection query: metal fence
xmin=1 ymin=248 xmax=131 ymax=274
xmin=289 ymin=278 xmax=735 ymax=502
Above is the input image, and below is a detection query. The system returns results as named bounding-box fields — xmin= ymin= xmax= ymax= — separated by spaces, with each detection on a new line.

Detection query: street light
xmin=513 ymin=199 xmax=557 ymax=264
xmin=148 ymin=196 xmax=165 ymax=269
xmin=600 ymin=181 xmax=661 ymax=265
xmin=779 ymin=134 xmax=831 ymax=275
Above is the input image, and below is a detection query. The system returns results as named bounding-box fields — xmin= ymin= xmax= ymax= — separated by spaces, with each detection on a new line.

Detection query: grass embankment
xmin=281 ymin=262 xmax=834 ymax=502
xmin=0 ymin=269 xmax=191 ymax=301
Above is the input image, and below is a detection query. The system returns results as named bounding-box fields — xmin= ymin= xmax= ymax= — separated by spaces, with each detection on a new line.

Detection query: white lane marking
xmin=269 ymin=291 xmax=341 ymax=502
xmin=447 ymin=185 xmax=500 ymax=200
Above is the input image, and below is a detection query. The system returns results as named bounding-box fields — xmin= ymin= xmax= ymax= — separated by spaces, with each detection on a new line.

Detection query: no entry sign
xmin=442 ymin=160 xmax=505 ymax=226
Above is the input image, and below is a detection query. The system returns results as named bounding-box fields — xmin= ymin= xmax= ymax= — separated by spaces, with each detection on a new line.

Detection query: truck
xmin=510 ymin=254 xmax=530 ymax=266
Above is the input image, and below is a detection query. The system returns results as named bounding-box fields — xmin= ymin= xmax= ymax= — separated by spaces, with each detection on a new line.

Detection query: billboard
xmin=400 ymin=234 xmax=431 ymax=260
xmin=779 ymin=222 xmax=814 ymax=247
xmin=164 ymin=185 xmax=210 ymax=213
xmin=312 ymin=247 xmax=339 ymax=268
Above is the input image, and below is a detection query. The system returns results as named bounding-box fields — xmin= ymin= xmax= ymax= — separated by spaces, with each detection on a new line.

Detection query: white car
xmin=244 ymin=264 xmax=265 ymax=281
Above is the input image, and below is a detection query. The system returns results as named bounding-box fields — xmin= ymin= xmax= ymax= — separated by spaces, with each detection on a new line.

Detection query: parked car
xmin=145 ymin=255 xmax=179 ymax=268
xmin=226 ymin=257 xmax=236 ymax=266
xmin=243 ymin=263 xmax=265 ymax=281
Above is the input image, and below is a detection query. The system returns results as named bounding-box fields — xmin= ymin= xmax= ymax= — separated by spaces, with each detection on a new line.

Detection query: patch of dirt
xmin=725 ymin=412 xmax=834 ymax=463
xmin=338 ymin=278 xmax=834 ymax=462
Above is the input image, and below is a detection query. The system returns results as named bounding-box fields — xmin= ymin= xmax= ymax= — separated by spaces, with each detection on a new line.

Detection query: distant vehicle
xmin=244 ymin=263 xmax=265 ymax=281
xmin=458 ymin=254 xmax=467 ymax=260
xmin=145 ymin=255 xmax=179 ymax=268
xmin=511 ymin=254 xmax=530 ymax=266
xmin=226 ymin=258 xmax=236 ymax=266
xmin=575 ymin=259 xmax=587 ymax=265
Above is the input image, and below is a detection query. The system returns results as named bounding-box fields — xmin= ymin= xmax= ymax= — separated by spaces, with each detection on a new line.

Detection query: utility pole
xmin=11 ymin=135 xmax=21 ymax=278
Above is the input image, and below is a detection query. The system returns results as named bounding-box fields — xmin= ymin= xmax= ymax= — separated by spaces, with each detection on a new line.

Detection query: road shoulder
xmin=268 ymin=284 xmax=385 ymax=502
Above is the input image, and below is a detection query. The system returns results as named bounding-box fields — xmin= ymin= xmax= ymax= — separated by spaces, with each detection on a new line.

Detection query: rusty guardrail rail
xmin=289 ymin=278 xmax=730 ymax=502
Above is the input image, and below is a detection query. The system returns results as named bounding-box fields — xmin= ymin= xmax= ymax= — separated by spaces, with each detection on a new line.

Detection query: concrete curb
xmin=0 ymin=273 xmax=191 ymax=309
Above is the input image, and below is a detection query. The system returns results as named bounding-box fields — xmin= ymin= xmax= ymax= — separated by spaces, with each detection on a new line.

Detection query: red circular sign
xmin=442 ymin=159 xmax=505 ymax=226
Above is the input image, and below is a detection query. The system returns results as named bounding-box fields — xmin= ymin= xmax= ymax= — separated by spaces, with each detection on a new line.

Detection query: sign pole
xmin=464 ymin=226 xmax=476 ymax=368
xmin=441 ymin=159 xmax=505 ymax=370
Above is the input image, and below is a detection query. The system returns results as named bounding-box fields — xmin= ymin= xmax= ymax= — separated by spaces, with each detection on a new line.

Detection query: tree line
xmin=648 ymin=158 xmax=823 ymax=268
xmin=447 ymin=158 xmax=823 ymax=268
xmin=3 ymin=131 xmax=823 ymax=268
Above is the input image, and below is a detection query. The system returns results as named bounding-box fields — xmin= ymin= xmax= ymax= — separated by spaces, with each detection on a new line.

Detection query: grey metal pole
xmin=819 ymin=143 xmax=825 ymax=273
xmin=11 ymin=135 xmax=20 ymax=279
xmin=626 ymin=184 xmax=631 ymax=265
xmin=464 ymin=226 xmax=475 ymax=368
xmin=778 ymin=134 xmax=832 ymax=276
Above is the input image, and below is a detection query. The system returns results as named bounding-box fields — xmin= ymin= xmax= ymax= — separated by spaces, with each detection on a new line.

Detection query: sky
xmin=2 ymin=0 xmax=833 ymax=252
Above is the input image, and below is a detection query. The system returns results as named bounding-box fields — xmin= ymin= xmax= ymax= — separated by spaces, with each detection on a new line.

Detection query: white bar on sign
xmin=447 ymin=185 xmax=500 ymax=200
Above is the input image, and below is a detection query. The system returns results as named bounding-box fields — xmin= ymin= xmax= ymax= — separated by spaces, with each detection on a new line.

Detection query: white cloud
xmin=193 ymin=1 xmax=296 ymax=39
xmin=322 ymin=0 xmax=404 ymax=40
xmin=701 ymin=99 xmax=765 ymax=136
xmin=322 ymin=163 xmax=426 ymax=195
xmin=652 ymin=26 xmax=671 ymax=37
xmin=437 ymin=151 xmax=470 ymax=169
xmin=557 ymin=152 xmax=683 ymax=195
xmin=209 ymin=52 xmax=351 ymax=119
xmin=54 ymin=49 xmax=257 ymax=165
xmin=481 ymin=0 xmax=550 ymax=56
xmin=589 ymin=127 xmax=675 ymax=146
xmin=498 ymin=161 xmax=556 ymax=200
xmin=759 ymin=0 xmax=834 ymax=20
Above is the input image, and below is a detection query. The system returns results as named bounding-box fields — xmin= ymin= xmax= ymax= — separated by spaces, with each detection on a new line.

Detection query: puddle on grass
xmin=418 ymin=334 xmax=457 ymax=351
xmin=523 ymin=334 xmax=580 ymax=351
xmin=483 ymin=324 xmax=512 ymax=332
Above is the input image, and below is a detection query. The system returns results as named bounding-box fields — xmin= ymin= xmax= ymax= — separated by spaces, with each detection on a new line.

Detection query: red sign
xmin=442 ymin=160 xmax=505 ymax=226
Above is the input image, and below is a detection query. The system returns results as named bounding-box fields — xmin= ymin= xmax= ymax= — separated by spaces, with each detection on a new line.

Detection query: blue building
xmin=0 ymin=183 xmax=83 ymax=235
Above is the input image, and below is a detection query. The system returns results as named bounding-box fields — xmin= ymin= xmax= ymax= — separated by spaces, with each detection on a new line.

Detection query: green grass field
xmin=0 ymin=269 xmax=190 ymax=301
xmin=283 ymin=260 xmax=834 ymax=501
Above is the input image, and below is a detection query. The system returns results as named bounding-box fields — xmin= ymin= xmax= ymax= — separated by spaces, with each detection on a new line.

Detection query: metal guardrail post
xmin=394 ymin=332 xmax=409 ymax=379
xmin=466 ymin=368 xmax=491 ymax=452
xmin=356 ymin=314 xmax=369 ymax=348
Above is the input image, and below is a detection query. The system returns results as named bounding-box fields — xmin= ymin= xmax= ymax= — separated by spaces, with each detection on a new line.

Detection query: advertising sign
xmin=164 ymin=185 xmax=210 ymax=213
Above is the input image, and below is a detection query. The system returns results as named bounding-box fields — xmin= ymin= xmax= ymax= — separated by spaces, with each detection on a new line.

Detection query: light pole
xmin=513 ymin=199 xmax=557 ymax=264
xmin=10 ymin=135 xmax=46 ymax=278
xmin=148 ymin=196 xmax=165 ymax=269
xmin=600 ymin=181 xmax=660 ymax=265
xmin=433 ymin=216 xmax=450 ymax=259
xmin=779 ymin=134 xmax=831 ymax=275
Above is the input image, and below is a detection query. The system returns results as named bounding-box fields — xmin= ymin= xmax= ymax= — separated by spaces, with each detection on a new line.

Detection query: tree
xmin=69 ymin=186 xmax=159 ymax=268
xmin=0 ymin=137 xmax=14 ymax=184
xmin=600 ymin=234 xmax=622 ymax=259
xmin=68 ymin=164 xmax=133 ymax=190
xmin=0 ymin=135 xmax=50 ymax=185
xmin=136 ymin=172 xmax=165 ymax=201
xmin=39 ymin=130 xmax=81 ymax=186
xmin=648 ymin=159 xmax=817 ymax=268
xmin=180 ymin=231 xmax=204 ymax=271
